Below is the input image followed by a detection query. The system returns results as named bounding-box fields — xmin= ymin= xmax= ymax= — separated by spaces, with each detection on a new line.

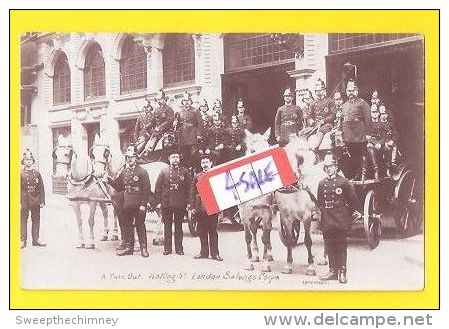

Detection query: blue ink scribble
xmin=225 ymin=160 xmax=276 ymax=196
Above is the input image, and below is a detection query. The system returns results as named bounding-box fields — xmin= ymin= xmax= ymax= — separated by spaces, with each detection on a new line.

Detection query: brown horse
xmin=238 ymin=128 xmax=275 ymax=272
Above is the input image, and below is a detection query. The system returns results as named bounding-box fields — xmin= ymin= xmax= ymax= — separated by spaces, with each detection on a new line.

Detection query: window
xmin=84 ymin=43 xmax=105 ymax=100
xmin=53 ymin=53 xmax=71 ymax=105
xmin=224 ymin=34 xmax=296 ymax=72
xmin=163 ymin=34 xmax=195 ymax=87
xmin=120 ymin=36 xmax=147 ymax=94
xmin=329 ymin=33 xmax=421 ymax=53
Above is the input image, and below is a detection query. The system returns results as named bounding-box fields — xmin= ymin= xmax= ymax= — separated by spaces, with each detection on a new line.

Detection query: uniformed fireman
xmin=155 ymin=148 xmax=191 ymax=255
xmin=341 ymin=80 xmax=372 ymax=180
xmin=235 ymin=98 xmax=253 ymax=131
xmin=207 ymin=113 xmax=227 ymax=165
xmin=192 ymin=99 xmax=213 ymax=171
xmin=367 ymin=104 xmax=399 ymax=177
xmin=142 ymin=89 xmax=175 ymax=155
xmin=225 ymin=115 xmax=246 ymax=161
xmin=317 ymin=154 xmax=359 ymax=284
xmin=176 ymin=92 xmax=200 ymax=169
xmin=196 ymin=99 xmax=213 ymax=132
xmin=298 ymin=88 xmax=314 ymax=113
xmin=371 ymin=89 xmax=381 ymax=107
xmin=274 ymin=88 xmax=303 ymax=146
xmin=21 ymin=150 xmax=46 ymax=249
xmin=211 ymin=99 xmax=229 ymax=128
xmin=190 ymin=154 xmax=223 ymax=261
xmin=134 ymin=98 xmax=154 ymax=154
xmin=307 ymin=79 xmax=336 ymax=137
xmin=106 ymin=145 xmax=151 ymax=257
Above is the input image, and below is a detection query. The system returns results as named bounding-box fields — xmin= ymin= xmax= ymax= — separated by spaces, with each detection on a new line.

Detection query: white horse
xmin=238 ymin=128 xmax=275 ymax=272
xmin=274 ymin=135 xmax=326 ymax=275
xmin=52 ymin=145 xmax=115 ymax=249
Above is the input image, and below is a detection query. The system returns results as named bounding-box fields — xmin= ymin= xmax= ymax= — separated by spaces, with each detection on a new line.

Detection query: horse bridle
xmin=52 ymin=145 xmax=75 ymax=165
xmin=89 ymin=144 xmax=111 ymax=166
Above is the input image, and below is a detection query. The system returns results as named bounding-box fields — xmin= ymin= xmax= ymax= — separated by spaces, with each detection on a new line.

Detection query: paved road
xmin=20 ymin=194 xmax=423 ymax=291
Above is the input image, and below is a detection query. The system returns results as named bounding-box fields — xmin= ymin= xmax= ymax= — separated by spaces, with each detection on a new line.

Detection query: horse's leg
xmin=261 ymin=210 xmax=273 ymax=272
xmin=243 ymin=221 xmax=254 ymax=271
xmin=281 ymin=215 xmax=294 ymax=274
xmin=281 ymin=246 xmax=294 ymax=274
xmin=111 ymin=209 xmax=119 ymax=241
xmin=73 ymin=204 xmax=85 ymax=248
xmin=304 ymin=220 xmax=316 ymax=276
xmin=99 ymin=202 xmax=109 ymax=241
xmin=250 ymin=217 xmax=260 ymax=263
xmin=86 ymin=202 xmax=96 ymax=249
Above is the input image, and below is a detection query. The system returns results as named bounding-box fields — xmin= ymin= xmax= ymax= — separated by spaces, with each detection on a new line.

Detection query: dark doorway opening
xmin=326 ymin=40 xmax=424 ymax=167
xmin=326 ymin=40 xmax=425 ymax=216
xmin=221 ymin=63 xmax=295 ymax=136
xmin=84 ymin=122 xmax=100 ymax=153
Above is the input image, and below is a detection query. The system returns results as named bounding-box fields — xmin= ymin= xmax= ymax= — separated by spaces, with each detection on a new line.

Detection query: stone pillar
xmin=193 ymin=34 xmax=203 ymax=86
xmin=288 ymin=33 xmax=329 ymax=103
xmin=101 ymin=115 xmax=120 ymax=151
xmin=70 ymin=115 xmax=87 ymax=154
xmin=289 ymin=68 xmax=315 ymax=104
xmin=197 ymin=33 xmax=224 ymax=102
xmin=148 ymin=37 xmax=164 ymax=92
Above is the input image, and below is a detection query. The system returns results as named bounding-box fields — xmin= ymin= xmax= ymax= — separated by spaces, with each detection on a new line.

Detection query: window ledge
xmin=72 ymin=98 xmax=109 ymax=111
xmin=161 ymin=83 xmax=202 ymax=97
xmin=50 ymin=103 xmax=72 ymax=112
xmin=50 ymin=99 xmax=109 ymax=113
xmin=113 ymin=90 xmax=148 ymax=102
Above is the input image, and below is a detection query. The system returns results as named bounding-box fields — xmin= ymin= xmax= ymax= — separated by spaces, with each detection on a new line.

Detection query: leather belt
xmin=125 ymin=186 xmax=140 ymax=192
xmin=324 ymin=203 xmax=345 ymax=209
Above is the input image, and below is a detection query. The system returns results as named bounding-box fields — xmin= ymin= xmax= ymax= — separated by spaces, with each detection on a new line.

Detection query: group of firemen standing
xmin=21 ymin=77 xmax=399 ymax=284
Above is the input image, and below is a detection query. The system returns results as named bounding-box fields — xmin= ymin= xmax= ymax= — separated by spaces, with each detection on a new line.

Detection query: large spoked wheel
xmin=363 ymin=190 xmax=382 ymax=249
xmin=394 ymin=170 xmax=421 ymax=237
xmin=187 ymin=210 xmax=199 ymax=237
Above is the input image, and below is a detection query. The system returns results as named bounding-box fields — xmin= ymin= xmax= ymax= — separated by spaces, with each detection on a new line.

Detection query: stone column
xmin=70 ymin=115 xmax=87 ymax=154
xmin=148 ymin=36 xmax=164 ymax=92
xmin=101 ymin=115 xmax=120 ymax=151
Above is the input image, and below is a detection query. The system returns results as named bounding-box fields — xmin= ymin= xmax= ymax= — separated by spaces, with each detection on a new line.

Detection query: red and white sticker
xmin=197 ymin=146 xmax=297 ymax=215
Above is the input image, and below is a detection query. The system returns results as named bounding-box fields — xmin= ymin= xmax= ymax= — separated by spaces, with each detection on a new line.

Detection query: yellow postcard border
xmin=10 ymin=9 xmax=439 ymax=309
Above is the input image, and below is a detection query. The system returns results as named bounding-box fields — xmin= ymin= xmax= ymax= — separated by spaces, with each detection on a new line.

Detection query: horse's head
xmin=52 ymin=145 xmax=74 ymax=177
xmin=244 ymin=128 xmax=271 ymax=155
xmin=284 ymin=135 xmax=318 ymax=177
xmin=89 ymin=144 xmax=111 ymax=175
xmin=89 ymin=144 xmax=125 ymax=177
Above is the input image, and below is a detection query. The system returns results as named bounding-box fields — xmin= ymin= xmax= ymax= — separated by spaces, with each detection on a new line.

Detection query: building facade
xmin=21 ymin=33 xmax=329 ymax=193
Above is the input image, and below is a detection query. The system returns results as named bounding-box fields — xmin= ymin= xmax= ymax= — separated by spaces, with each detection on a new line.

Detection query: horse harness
xmin=275 ymin=182 xmax=318 ymax=206
xmin=66 ymin=157 xmax=112 ymax=203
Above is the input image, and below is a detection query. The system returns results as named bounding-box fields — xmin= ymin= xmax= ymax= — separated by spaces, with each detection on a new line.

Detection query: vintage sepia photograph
xmin=19 ymin=32 xmax=424 ymax=290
